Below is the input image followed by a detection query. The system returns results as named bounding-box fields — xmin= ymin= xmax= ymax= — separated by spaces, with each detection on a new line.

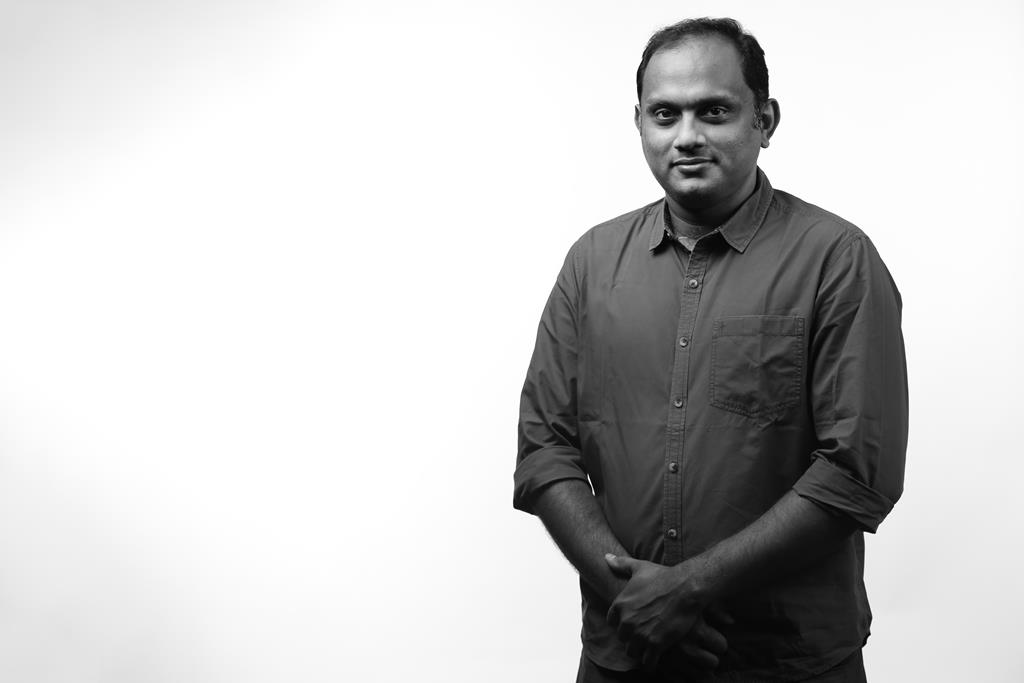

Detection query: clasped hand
xmin=605 ymin=554 xmax=728 ymax=673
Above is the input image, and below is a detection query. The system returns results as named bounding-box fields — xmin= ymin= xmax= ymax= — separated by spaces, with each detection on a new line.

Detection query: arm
xmin=681 ymin=490 xmax=856 ymax=599
xmin=533 ymin=478 xmax=629 ymax=604
xmin=608 ymin=235 xmax=908 ymax=666
xmin=535 ymin=478 xmax=729 ymax=671
xmin=515 ymin=242 xmax=734 ymax=672
xmin=606 ymin=490 xmax=854 ymax=667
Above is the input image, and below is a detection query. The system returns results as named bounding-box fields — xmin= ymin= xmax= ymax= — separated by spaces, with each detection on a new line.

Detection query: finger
xmin=625 ymin=636 xmax=645 ymax=661
xmin=608 ymin=606 xmax=633 ymax=641
xmin=616 ymin=619 xmax=635 ymax=645
xmin=704 ymin=603 xmax=736 ymax=627
xmin=691 ymin=618 xmax=728 ymax=656
xmin=678 ymin=640 xmax=720 ymax=671
xmin=606 ymin=603 xmax=621 ymax=629
xmin=659 ymin=640 xmax=721 ymax=674
xmin=639 ymin=641 xmax=666 ymax=672
xmin=604 ymin=553 xmax=636 ymax=576
xmin=658 ymin=644 xmax=698 ymax=676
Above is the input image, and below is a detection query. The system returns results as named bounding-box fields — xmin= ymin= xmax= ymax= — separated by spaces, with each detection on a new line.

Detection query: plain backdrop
xmin=0 ymin=1 xmax=1021 ymax=681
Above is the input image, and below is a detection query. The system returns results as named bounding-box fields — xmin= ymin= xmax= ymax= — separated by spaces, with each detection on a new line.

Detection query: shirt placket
xmin=662 ymin=238 xmax=712 ymax=566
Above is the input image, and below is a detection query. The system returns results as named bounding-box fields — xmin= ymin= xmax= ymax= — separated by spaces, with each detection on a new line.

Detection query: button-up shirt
xmin=514 ymin=170 xmax=908 ymax=681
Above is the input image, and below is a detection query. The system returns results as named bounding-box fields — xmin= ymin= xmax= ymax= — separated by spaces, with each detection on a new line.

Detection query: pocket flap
xmin=714 ymin=315 xmax=804 ymax=337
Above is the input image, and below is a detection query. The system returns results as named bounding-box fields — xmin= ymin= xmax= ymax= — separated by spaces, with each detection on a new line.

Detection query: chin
xmin=668 ymin=183 xmax=719 ymax=208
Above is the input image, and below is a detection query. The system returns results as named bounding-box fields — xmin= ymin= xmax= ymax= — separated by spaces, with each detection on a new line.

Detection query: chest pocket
xmin=710 ymin=315 xmax=805 ymax=418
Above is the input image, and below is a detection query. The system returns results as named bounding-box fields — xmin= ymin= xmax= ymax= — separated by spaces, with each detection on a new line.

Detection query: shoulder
xmin=548 ymin=201 xmax=661 ymax=286
xmin=558 ymin=199 xmax=663 ymax=281
xmin=767 ymin=189 xmax=873 ymax=267
xmin=770 ymin=188 xmax=900 ymax=304
xmin=570 ymin=200 xmax=662 ymax=253
xmin=770 ymin=189 xmax=864 ymax=243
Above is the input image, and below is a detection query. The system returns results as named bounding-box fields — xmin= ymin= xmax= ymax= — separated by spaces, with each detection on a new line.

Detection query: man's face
xmin=635 ymin=36 xmax=776 ymax=222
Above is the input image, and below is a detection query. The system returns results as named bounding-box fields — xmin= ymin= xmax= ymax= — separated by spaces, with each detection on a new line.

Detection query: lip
xmin=672 ymin=157 xmax=712 ymax=167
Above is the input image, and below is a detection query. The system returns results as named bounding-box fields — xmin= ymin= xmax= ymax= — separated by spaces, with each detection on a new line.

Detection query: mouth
xmin=672 ymin=157 xmax=712 ymax=169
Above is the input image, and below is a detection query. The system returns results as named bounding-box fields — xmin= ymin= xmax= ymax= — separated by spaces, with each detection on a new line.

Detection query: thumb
xmin=604 ymin=553 xmax=638 ymax=576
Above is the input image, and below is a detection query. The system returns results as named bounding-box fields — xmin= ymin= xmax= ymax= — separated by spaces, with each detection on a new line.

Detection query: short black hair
xmin=636 ymin=17 xmax=769 ymax=113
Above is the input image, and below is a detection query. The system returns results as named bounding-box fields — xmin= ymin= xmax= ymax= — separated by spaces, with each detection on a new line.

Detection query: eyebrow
xmin=644 ymin=94 xmax=742 ymax=111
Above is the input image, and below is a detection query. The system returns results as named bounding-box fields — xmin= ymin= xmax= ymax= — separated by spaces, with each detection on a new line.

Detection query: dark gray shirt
xmin=514 ymin=170 xmax=908 ymax=680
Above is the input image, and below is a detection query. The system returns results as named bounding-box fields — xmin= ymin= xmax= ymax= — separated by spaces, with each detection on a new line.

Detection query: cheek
xmin=710 ymin=129 xmax=762 ymax=160
xmin=641 ymin=126 xmax=673 ymax=150
xmin=641 ymin=135 xmax=672 ymax=163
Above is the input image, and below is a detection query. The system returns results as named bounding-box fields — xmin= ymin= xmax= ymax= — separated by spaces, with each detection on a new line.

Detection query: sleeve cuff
xmin=793 ymin=456 xmax=895 ymax=533
xmin=512 ymin=446 xmax=590 ymax=514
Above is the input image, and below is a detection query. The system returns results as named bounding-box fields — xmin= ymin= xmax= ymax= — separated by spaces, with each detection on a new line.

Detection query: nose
xmin=673 ymin=113 xmax=706 ymax=150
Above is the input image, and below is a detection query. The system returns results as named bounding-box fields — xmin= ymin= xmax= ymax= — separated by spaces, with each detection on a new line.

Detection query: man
xmin=513 ymin=17 xmax=908 ymax=683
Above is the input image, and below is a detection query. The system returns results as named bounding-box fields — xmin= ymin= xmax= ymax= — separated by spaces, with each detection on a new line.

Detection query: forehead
xmin=641 ymin=35 xmax=752 ymax=104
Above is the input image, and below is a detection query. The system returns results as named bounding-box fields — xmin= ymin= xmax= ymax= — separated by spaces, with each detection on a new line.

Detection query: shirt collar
xmin=648 ymin=204 xmax=675 ymax=251
xmin=647 ymin=168 xmax=775 ymax=254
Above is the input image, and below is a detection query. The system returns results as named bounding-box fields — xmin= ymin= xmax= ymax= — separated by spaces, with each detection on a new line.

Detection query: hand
xmin=605 ymin=554 xmax=716 ymax=671
xmin=658 ymin=609 xmax=732 ymax=675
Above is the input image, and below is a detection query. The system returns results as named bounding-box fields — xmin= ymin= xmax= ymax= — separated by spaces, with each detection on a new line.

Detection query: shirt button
xmin=678 ymin=337 xmax=689 ymax=347
xmin=666 ymin=528 xmax=678 ymax=540
xmin=668 ymin=462 xmax=679 ymax=473
xmin=673 ymin=397 xmax=683 ymax=408
xmin=688 ymin=278 xmax=700 ymax=289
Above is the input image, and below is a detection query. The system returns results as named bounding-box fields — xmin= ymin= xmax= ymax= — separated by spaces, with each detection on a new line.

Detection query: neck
xmin=666 ymin=170 xmax=758 ymax=227
xmin=667 ymin=209 xmax=715 ymax=240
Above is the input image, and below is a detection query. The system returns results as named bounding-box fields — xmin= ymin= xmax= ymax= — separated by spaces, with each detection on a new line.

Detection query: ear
xmin=634 ymin=104 xmax=642 ymax=134
xmin=759 ymin=98 xmax=781 ymax=148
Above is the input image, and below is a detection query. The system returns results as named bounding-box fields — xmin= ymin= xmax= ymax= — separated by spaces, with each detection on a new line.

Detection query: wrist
xmin=675 ymin=554 xmax=722 ymax=605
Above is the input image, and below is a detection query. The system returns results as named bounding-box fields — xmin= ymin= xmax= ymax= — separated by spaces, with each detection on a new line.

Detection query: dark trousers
xmin=576 ymin=648 xmax=866 ymax=683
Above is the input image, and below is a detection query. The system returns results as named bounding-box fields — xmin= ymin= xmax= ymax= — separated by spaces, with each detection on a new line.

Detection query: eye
xmin=703 ymin=105 xmax=729 ymax=119
xmin=652 ymin=108 xmax=676 ymax=123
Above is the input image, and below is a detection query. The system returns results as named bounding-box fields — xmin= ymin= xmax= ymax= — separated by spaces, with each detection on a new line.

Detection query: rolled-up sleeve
xmin=513 ymin=243 xmax=590 ymax=514
xmin=793 ymin=235 xmax=909 ymax=532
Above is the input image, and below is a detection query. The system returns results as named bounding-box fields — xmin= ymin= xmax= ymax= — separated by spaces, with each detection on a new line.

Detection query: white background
xmin=0 ymin=1 xmax=1021 ymax=681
